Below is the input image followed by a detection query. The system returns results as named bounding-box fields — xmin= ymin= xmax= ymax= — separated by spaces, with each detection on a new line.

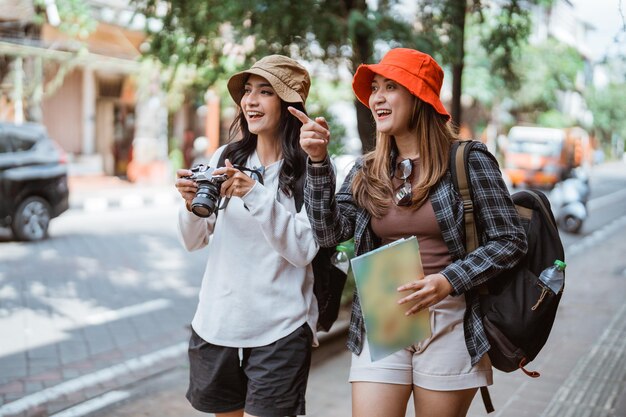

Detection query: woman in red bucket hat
xmin=290 ymin=48 xmax=526 ymax=417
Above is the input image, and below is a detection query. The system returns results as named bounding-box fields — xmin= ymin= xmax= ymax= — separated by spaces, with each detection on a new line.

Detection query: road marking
xmin=85 ymin=298 xmax=172 ymax=325
xmin=49 ymin=391 xmax=130 ymax=417
xmin=0 ymin=342 xmax=187 ymax=417
xmin=588 ymin=187 xmax=626 ymax=211
xmin=567 ymin=214 xmax=626 ymax=257
xmin=561 ymin=187 xmax=626 ymax=257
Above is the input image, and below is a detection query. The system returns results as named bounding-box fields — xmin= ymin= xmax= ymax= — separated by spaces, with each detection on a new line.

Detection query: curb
xmin=69 ymin=191 xmax=180 ymax=212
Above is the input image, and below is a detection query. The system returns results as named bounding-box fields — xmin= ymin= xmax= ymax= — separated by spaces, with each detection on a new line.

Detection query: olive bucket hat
xmin=352 ymin=48 xmax=450 ymax=120
xmin=227 ymin=55 xmax=311 ymax=105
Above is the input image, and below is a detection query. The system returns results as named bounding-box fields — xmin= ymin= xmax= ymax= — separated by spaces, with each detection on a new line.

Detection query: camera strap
xmin=213 ymin=164 xmax=265 ymax=214
xmin=214 ymin=145 xmax=267 ymax=215
xmin=233 ymin=165 xmax=265 ymax=185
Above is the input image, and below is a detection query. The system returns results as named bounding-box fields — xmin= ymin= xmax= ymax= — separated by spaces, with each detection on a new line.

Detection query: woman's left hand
xmin=214 ymin=159 xmax=257 ymax=198
xmin=397 ymin=273 xmax=454 ymax=316
xmin=287 ymin=106 xmax=330 ymax=162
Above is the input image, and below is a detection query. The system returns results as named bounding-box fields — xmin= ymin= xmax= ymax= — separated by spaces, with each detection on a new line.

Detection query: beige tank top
xmin=370 ymin=157 xmax=452 ymax=276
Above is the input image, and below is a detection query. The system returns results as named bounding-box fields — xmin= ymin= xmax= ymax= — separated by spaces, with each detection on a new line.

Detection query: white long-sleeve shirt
xmin=178 ymin=145 xmax=319 ymax=347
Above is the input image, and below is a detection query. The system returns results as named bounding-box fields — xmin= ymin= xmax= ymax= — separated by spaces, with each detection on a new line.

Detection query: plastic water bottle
xmin=538 ymin=260 xmax=566 ymax=294
xmin=331 ymin=240 xmax=355 ymax=274
xmin=331 ymin=250 xmax=350 ymax=274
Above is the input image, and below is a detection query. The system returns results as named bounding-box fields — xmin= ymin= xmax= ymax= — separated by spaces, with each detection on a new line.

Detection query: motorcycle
xmin=549 ymin=168 xmax=590 ymax=234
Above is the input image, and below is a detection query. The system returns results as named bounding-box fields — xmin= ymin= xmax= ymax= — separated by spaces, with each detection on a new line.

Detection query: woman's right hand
xmin=288 ymin=106 xmax=330 ymax=163
xmin=175 ymin=169 xmax=197 ymax=208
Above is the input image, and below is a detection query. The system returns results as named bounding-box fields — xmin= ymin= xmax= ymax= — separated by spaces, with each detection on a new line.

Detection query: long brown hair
xmin=226 ymin=99 xmax=308 ymax=197
xmin=352 ymin=99 xmax=458 ymax=218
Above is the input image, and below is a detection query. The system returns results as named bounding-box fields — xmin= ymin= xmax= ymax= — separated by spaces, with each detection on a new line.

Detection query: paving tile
xmin=0 ymin=381 xmax=24 ymax=395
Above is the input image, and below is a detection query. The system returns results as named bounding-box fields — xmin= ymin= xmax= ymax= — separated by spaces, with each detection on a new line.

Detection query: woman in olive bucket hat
xmin=176 ymin=55 xmax=320 ymax=417
xmin=290 ymin=48 xmax=526 ymax=417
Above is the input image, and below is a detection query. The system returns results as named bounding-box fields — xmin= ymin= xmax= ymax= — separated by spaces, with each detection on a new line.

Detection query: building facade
xmin=0 ymin=0 xmax=171 ymax=182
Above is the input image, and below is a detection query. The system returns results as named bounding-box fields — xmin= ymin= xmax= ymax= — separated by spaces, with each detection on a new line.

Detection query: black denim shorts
xmin=186 ymin=323 xmax=313 ymax=417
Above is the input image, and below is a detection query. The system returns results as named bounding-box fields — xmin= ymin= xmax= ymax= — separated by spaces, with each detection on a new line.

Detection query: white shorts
xmin=349 ymin=294 xmax=493 ymax=391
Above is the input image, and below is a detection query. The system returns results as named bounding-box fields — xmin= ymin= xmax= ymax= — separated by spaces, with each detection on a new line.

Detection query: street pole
xmin=13 ymin=56 xmax=24 ymax=124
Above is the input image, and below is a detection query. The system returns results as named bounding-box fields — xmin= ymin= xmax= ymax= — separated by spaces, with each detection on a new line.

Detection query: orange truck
xmin=503 ymin=126 xmax=590 ymax=189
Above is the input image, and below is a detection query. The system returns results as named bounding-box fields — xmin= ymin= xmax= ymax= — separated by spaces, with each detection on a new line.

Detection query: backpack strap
xmin=450 ymin=140 xmax=479 ymax=252
xmin=217 ymin=147 xmax=227 ymax=167
xmin=213 ymin=144 xmax=233 ymax=216
xmin=450 ymin=141 xmax=483 ymax=291
xmin=450 ymin=140 xmax=495 ymax=414
xmin=293 ymin=171 xmax=305 ymax=213
xmin=480 ymin=386 xmax=495 ymax=413
xmin=219 ymin=146 xmax=307 ymax=214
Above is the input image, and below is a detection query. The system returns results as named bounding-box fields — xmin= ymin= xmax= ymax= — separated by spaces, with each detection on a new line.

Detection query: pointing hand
xmin=288 ymin=106 xmax=330 ymax=163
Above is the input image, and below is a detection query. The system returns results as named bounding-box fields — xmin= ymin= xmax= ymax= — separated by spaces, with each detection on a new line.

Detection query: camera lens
xmin=190 ymin=182 xmax=220 ymax=217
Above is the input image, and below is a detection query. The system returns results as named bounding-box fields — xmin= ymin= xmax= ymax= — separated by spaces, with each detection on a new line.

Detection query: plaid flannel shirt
xmin=304 ymin=142 xmax=527 ymax=366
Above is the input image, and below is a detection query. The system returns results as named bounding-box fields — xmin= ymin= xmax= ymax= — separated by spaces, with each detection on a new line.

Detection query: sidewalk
xmin=103 ymin=183 xmax=626 ymax=417
xmin=60 ymin=161 xmax=626 ymax=417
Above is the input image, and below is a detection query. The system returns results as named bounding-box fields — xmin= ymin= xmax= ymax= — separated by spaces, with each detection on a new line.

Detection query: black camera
xmin=184 ymin=164 xmax=229 ymax=218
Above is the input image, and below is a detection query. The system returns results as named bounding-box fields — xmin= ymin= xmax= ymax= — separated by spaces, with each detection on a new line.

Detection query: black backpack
xmin=450 ymin=140 xmax=565 ymax=376
xmin=217 ymin=147 xmax=347 ymax=332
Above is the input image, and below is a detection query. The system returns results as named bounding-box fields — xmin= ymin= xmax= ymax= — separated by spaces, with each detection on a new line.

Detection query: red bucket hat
xmin=352 ymin=48 xmax=450 ymax=120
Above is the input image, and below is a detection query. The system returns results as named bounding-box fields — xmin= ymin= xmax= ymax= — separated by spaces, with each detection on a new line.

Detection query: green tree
xmin=415 ymin=1 xmax=535 ymax=130
xmin=585 ymin=83 xmax=626 ymax=148
xmin=133 ymin=0 xmax=541 ymax=151
xmin=463 ymin=17 xmax=584 ymax=133
xmin=133 ymin=0 xmax=424 ymax=152
xmin=511 ymin=39 xmax=584 ymax=120
xmin=34 ymin=0 xmax=97 ymax=39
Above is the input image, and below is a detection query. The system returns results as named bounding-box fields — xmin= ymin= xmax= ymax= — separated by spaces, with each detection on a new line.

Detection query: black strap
xmin=217 ymin=143 xmax=230 ymax=168
xmin=212 ymin=144 xmax=233 ymax=215
xmin=293 ymin=172 xmax=305 ymax=213
xmin=480 ymin=386 xmax=495 ymax=413
xmin=215 ymin=143 xmax=306 ymax=214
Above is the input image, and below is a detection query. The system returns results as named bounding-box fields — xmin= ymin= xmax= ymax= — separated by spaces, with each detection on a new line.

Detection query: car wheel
xmin=11 ymin=196 xmax=52 ymax=241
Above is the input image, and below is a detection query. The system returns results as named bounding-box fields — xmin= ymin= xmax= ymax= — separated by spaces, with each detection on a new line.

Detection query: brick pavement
xmin=0 ymin=180 xmax=200 ymax=417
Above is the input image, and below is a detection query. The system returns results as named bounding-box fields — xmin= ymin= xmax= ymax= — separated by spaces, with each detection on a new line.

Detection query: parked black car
xmin=0 ymin=122 xmax=69 ymax=241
